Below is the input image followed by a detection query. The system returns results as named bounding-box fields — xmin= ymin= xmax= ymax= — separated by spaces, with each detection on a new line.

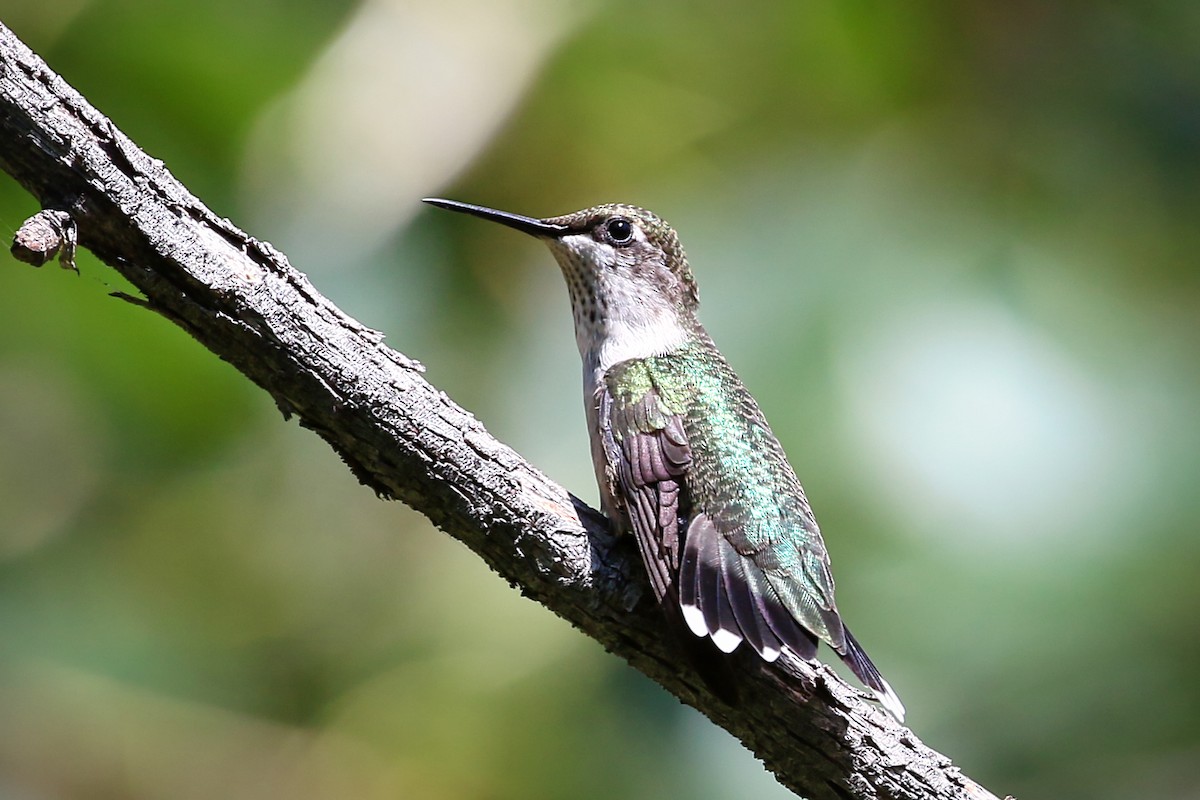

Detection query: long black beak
xmin=423 ymin=198 xmax=567 ymax=238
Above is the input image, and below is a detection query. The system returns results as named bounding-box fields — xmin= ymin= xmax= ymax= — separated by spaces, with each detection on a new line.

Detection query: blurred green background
xmin=1 ymin=2 xmax=1199 ymax=798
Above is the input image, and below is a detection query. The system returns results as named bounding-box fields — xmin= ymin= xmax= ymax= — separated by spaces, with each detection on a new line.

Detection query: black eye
xmin=605 ymin=217 xmax=634 ymax=244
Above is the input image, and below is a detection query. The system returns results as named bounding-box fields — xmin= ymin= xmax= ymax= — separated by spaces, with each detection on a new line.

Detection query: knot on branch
xmin=11 ymin=209 xmax=77 ymax=272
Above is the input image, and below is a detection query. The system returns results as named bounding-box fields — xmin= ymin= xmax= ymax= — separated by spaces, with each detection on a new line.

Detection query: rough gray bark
xmin=0 ymin=22 xmax=1006 ymax=800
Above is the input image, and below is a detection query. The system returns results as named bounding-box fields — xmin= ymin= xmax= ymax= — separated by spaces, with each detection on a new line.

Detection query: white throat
xmin=547 ymin=232 xmax=692 ymax=386
xmin=576 ymin=311 xmax=691 ymax=395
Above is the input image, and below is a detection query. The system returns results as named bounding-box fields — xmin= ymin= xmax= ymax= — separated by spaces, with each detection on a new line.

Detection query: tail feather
xmin=718 ymin=538 xmax=783 ymax=661
xmin=840 ymin=626 xmax=905 ymax=723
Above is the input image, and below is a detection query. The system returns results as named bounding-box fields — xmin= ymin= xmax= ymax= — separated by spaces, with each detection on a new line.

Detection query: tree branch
xmin=0 ymin=23 xmax=1005 ymax=800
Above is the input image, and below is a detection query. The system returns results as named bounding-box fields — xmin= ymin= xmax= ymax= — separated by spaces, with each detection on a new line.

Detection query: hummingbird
xmin=424 ymin=198 xmax=905 ymax=722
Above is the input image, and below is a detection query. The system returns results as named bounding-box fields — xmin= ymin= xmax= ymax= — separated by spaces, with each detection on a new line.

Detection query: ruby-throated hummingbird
xmin=425 ymin=198 xmax=905 ymax=722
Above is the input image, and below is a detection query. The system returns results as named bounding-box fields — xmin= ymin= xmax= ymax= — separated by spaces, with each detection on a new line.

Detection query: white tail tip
xmin=874 ymin=678 xmax=906 ymax=724
xmin=681 ymin=603 xmax=708 ymax=638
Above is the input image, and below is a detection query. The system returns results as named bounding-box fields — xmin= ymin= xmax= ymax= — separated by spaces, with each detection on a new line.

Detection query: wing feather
xmin=605 ymin=381 xmax=690 ymax=605
xmin=603 ymin=379 xmax=740 ymax=700
xmin=602 ymin=350 xmax=903 ymax=720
